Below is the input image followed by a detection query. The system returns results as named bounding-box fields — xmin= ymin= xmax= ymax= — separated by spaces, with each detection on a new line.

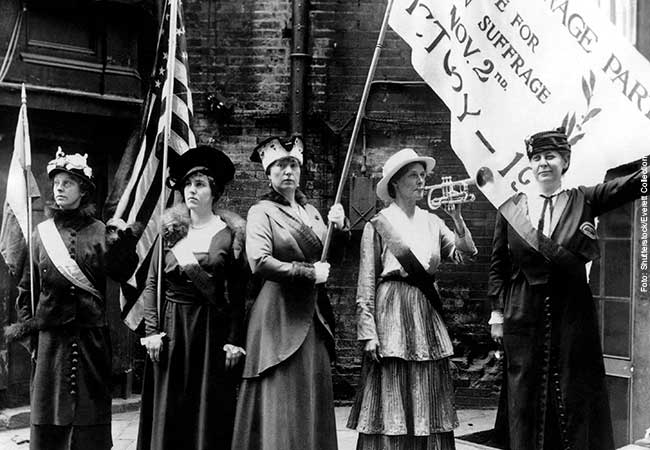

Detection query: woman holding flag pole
xmin=231 ymin=135 xmax=349 ymax=450
xmin=488 ymin=127 xmax=644 ymax=450
xmin=136 ymin=146 xmax=248 ymax=450
xmin=7 ymin=148 xmax=139 ymax=450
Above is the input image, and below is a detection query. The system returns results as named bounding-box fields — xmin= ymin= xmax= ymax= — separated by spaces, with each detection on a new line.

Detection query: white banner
xmin=389 ymin=0 xmax=650 ymax=206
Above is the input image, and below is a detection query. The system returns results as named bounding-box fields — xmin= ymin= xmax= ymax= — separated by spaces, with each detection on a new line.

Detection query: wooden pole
xmin=21 ymin=84 xmax=36 ymax=316
xmin=320 ymin=0 xmax=395 ymax=261
xmin=156 ymin=0 xmax=178 ymax=317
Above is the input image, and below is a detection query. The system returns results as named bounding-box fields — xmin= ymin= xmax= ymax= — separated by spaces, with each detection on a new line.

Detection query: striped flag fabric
xmin=0 ymin=84 xmax=40 ymax=278
xmin=111 ymin=0 xmax=195 ymax=330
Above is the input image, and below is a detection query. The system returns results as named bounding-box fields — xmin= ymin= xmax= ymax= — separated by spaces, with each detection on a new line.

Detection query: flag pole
xmin=320 ymin=0 xmax=395 ymax=261
xmin=20 ymin=84 xmax=36 ymax=316
xmin=157 ymin=0 xmax=179 ymax=316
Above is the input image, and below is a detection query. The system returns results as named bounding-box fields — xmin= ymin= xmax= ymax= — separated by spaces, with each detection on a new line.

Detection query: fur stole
xmin=162 ymin=203 xmax=246 ymax=259
xmin=4 ymin=318 xmax=38 ymax=343
xmin=260 ymin=188 xmax=309 ymax=207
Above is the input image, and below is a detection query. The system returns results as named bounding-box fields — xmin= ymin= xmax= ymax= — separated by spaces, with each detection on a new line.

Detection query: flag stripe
xmin=112 ymin=0 xmax=195 ymax=330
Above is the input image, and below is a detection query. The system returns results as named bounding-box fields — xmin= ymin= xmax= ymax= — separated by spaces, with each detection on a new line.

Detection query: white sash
xmin=38 ymin=219 xmax=103 ymax=300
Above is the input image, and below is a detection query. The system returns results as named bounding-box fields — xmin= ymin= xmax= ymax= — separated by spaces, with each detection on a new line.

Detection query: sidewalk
xmin=0 ymin=405 xmax=498 ymax=450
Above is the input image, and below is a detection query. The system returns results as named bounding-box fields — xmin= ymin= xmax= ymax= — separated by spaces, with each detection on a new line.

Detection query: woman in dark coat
xmin=346 ymin=148 xmax=477 ymax=450
xmin=231 ymin=135 xmax=347 ymax=450
xmin=8 ymin=149 xmax=138 ymax=450
xmin=488 ymin=128 xmax=643 ymax=450
xmin=136 ymin=146 xmax=248 ymax=450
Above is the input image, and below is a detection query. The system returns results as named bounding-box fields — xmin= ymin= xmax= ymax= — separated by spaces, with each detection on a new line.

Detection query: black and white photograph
xmin=0 ymin=0 xmax=648 ymax=449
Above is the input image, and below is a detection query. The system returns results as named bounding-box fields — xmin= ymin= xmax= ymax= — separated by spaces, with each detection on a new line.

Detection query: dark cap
xmin=525 ymin=127 xmax=571 ymax=158
xmin=167 ymin=146 xmax=235 ymax=190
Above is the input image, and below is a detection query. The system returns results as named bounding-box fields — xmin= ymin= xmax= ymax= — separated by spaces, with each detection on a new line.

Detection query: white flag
xmin=389 ymin=0 xmax=650 ymax=206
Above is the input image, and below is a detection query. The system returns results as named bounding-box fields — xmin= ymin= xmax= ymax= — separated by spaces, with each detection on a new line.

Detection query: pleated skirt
xmin=347 ymin=280 xmax=457 ymax=450
xmin=231 ymin=321 xmax=338 ymax=450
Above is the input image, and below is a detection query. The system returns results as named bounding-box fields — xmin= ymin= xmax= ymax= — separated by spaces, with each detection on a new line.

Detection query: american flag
xmin=112 ymin=0 xmax=195 ymax=330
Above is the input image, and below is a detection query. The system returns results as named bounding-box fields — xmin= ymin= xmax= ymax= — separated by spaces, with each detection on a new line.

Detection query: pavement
xmin=0 ymin=403 xmax=498 ymax=450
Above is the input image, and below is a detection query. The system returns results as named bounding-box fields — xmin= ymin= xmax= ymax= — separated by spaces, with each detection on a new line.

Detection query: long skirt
xmin=137 ymin=300 xmax=238 ymax=450
xmin=347 ymin=357 xmax=457 ymax=450
xmin=232 ymin=321 xmax=337 ymax=450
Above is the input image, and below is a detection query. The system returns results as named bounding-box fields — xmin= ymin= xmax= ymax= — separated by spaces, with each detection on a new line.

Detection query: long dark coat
xmin=13 ymin=204 xmax=137 ymax=449
xmin=488 ymin=170 xmax=641 ymax=450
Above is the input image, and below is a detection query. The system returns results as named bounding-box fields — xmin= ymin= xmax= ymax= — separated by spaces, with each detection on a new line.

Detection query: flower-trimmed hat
xmin=47 ymin=147 xmax=95 ymax=190
xmin=167 ymin=145 xmax=235 ymax=190
xmin=525 ymin=127 xmax=571 ymax=159
xmin=376 ymin=148 xmax=436 ymax=203
xmin=250 ymin=135 xmax=304 ymax=171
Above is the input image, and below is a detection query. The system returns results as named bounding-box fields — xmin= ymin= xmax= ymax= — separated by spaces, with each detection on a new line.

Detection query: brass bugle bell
xmin=422 ymin=176 xmax=476 ymax=210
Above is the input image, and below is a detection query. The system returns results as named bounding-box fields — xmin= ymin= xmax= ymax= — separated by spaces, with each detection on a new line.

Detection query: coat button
xmin=70 ymin=374 xmax=76 ymax=380
xmin=72 ymin=358 xmax=78 ymax=364
xmin=71 ymin=343 xmax=78 ymax=348
xmin=70 ymin=390 xmax=77 ymax=395
xmin=72 ymin=351 xmax=79 ymax=357
xmin=71 ymin=366 xmax=78 ymax=372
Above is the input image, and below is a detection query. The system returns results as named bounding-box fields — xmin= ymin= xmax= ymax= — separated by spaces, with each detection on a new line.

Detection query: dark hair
xmin=387 ymin=162 xmax=427 ymax=199
xmin=181 ymin=171 xmax=225 ymax=204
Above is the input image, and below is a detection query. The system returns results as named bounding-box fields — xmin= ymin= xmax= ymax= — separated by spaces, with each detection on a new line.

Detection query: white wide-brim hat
xmin=376 ymin=148 xmax=436 ymax=203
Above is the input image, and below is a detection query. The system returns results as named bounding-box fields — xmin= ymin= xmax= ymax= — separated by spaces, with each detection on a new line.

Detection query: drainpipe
xmin=290 ymin=0 xmax=309 ymax=135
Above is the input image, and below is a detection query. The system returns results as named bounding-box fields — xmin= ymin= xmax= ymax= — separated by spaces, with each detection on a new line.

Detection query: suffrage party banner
xmin=389 ymin=0 xmax=650 ymax=206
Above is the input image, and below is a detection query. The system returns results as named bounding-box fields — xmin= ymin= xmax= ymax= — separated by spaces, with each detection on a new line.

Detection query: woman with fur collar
xmin=232 ymin=135 xmax=348 ymax=450
xmin=136 ymin=146 xmax=248 ymax=450
xmin=9 ymin=149 xmax=138 ymax=450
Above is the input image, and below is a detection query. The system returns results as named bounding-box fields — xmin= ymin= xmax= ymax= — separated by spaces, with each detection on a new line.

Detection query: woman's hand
xmin=313 ymin=261 xmax=330 ymax=284
xmin=491 ymin=323 xmax=503 ymax=345
xmin=142 ymin=333 xmax=166 ymax=363
xmin=327 ymin=203 xmax=346 ymax=230
xmin=442 ymin=202 xmax=462 ymax=220
xmin=223 ymin=344 xmax=246 ymax=370
xmin=364 ymin=339 xmax=381 ymax=363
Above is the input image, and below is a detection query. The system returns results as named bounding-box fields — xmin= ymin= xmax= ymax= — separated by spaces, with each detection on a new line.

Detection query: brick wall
xmin=183 ymin=0 xmax=501 ymax=405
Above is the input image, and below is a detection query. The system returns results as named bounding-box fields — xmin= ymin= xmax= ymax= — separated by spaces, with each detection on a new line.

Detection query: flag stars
xmin=163 ymin=52 xmax=168 ymax=60
xmin=176 ymin=27 xmax=185 ymax=36
xmin=154 ymin=80 xmax=162 ymax=89
xmin=159 ymin=67 xmax=166 ymax=76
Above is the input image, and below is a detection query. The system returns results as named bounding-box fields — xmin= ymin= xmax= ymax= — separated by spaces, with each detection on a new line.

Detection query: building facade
xmin=0 ymin=0 xmax=648 ymax=446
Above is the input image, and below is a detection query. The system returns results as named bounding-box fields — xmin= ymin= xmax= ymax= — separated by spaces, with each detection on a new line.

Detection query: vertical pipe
xmin=290 ymin=0 xmax=309 ymax=135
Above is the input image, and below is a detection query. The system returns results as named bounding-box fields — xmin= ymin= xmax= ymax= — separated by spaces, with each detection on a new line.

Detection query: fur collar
xmin=45 ymin=201 xmax=97 ymax=229
xmin=162 ymin=203 xmax=246 ymax=259
xmin=260 ymin=188 xmax=308 ymax=207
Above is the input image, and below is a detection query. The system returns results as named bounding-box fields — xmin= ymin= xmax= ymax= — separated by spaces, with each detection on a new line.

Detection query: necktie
xmin=538 ymin=195 xmax=554 ymax=236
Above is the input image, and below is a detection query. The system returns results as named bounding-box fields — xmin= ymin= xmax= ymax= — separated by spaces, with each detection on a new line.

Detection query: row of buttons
xmin=69 ymin=342 xmax=79 ymax=396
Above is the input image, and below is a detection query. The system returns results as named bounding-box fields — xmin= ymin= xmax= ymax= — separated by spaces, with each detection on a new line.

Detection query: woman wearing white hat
xmin=347 ymin=148 xmax=477 ymax=450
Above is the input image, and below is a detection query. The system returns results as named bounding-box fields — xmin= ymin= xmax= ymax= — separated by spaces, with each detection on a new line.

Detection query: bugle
xmin=423 ymin=176 xmax=476 ymax=210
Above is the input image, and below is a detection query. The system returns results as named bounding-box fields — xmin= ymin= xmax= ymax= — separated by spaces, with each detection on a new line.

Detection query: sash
xmin=499 ymin=196 xmax=585 ymax=277
xmin=259 ymin=200 xmax=323 ymax=263
xmin=170 ymin=238 xmax=217 ymax=305
xmin=37 ymin=219 xmax=103 ymax=300
xmin=370 ymin=214 xmax=443 ymax=314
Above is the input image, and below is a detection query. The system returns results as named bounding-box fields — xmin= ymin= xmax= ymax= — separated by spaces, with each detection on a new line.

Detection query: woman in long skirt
xmin=137 ymin=146 xmax=248 ymax=450
xmin=347 ymin=148 xmax=477 ymax=450
xmin=232 ymin=135 xmax=348 ymax=450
